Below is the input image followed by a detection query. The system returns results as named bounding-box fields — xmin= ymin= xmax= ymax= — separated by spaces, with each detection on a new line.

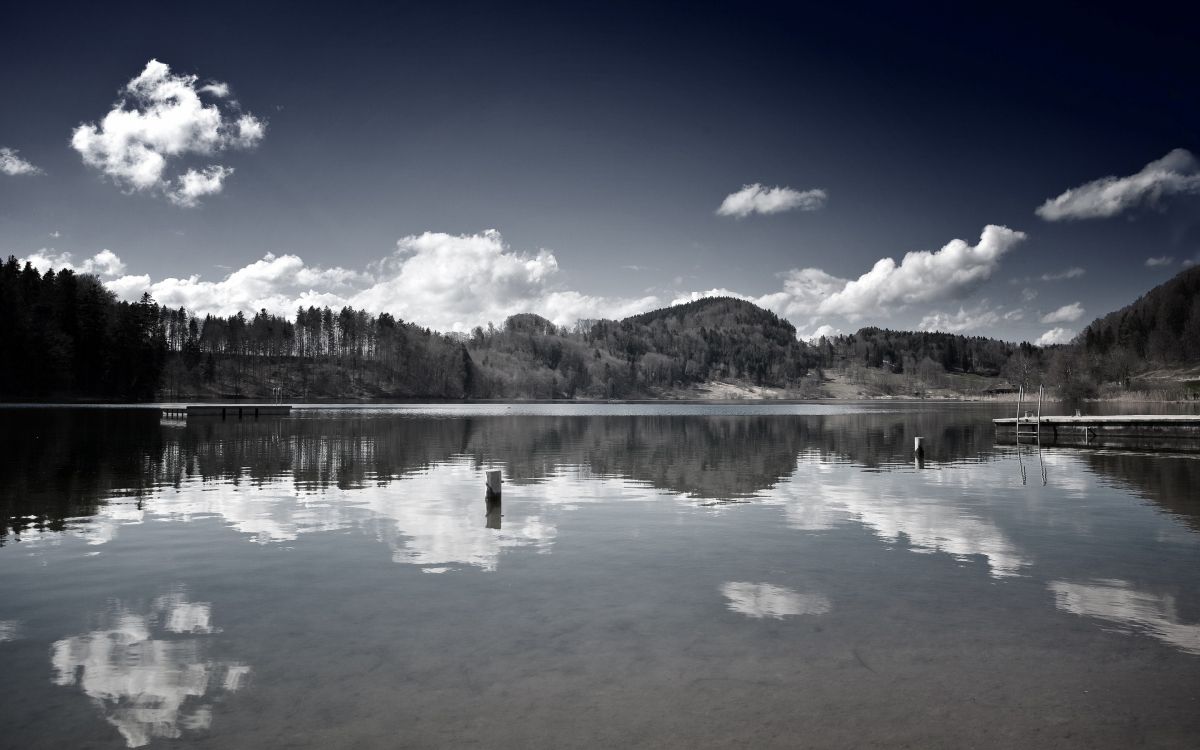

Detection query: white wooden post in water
xmin=914 ymin=436 xmax=925 ymax=459
xmin=485 ymin=470 xmax=502 ymax=498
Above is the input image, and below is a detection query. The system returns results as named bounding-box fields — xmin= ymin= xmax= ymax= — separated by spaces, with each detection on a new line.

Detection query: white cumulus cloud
xmin=674 ymin=225 xmax=1025 ymax=326
xmin=71 ymin=59 xmax=264 ymax=206
xmin=1040 ymin=302 xmax=1085 ymax=324
xmin=1145 ymin=256 xmax=1175 ymax=267
xmin=1036 ymin=327 xmax=1075 ymax=346
xmin=45 ymin=231 xmax=659 ymax=332
xmin=356 ymin=231 xmax=659 ymax=330
xmin=1036 ymin=148 xmax=1200 ymax=221
xmin=0 ymin=147 xmax=42 ymax=176
xmin=809 ymin=224 xmax=1026 ymax=319
xmin=716 ymin=183 xmax=827 ymax=217
xmin=102 ymin=252 xmax=371 ymax=318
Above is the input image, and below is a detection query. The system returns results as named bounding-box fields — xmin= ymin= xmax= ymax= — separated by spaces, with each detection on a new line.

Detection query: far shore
xmin=3 ymin=395 xmax=1197 ymax=408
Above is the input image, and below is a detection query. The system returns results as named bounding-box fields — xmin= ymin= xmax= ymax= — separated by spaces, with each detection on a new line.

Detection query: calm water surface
xmin=2 ymin=403 xmax=1199 ymax=748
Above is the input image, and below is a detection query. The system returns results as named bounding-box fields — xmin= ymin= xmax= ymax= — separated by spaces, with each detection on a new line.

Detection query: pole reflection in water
xmin=485 ymin=495 xmax=502 ymax=530
xmin=1015 ymin=443 xmax=1049 ymax=486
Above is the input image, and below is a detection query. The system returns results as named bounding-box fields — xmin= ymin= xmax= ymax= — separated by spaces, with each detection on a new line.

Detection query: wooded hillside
xmin=1080 ymin=266 xmax=1200 ymax=366
xmin=3 ymin=257 xmax=1198 ymax=402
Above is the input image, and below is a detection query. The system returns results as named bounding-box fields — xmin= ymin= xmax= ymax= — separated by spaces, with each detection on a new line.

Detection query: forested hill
xmin=5 ymin=254 xmax=1199 ymax=402
xmin=1078 ymin=265 xmax=1200 ymax=365
xmin=469 ymin=297 xmax=813 ymax=398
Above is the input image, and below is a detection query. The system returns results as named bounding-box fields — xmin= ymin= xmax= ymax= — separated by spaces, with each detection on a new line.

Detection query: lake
xmin=2 ymin=403 xmax=1199 ymax=748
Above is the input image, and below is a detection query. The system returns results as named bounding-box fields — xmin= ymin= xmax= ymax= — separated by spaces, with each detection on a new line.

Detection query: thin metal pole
xmin=1032 ymin=388 xmax=1041 ymax=446
xmin=1014 ymin=385 xmax=1024 ymax=440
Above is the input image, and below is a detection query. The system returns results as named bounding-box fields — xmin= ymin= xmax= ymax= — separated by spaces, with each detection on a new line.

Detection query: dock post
xmin=914 ymin=436 xmax=925 ymax=460
xmin=485 ymin=469 xmax=502 ymax=499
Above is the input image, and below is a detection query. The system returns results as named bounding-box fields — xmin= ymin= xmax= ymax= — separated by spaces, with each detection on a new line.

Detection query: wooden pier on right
xmin=994 ymin=414 xmax=1200 ymax=450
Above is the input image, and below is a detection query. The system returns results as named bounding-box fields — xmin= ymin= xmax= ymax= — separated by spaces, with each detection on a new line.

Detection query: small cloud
xmin=1021 ymin=287 xmax=1038 ymax=302
xmin=1145 ymin=256 xmax=1175 ymax=267
xmin=1003 ymin=308 xmax=1024 ymax=321
xmin=717 ymin=183 xmax=827 ymax=217
xmin=1036 ymin=148 xmax=1200 ymax=221
xmin=1042 ymin=266 xmax=1085 ymax=281
xmin=1012 ymin=267 xmax=1085 ymax=285
xmin=22 ymin=249 xmax=126 ymax=278
xmin=1036 ymin=327 xmax=1075 ymax=346
xmin=801 ymin=324 xmax=841 ymax=342
xmin=168 ymin=165 xmax=234 ymax=207
xmin=1040 ymin=302 xmax=1085 ymax=324
xmin=49 ymin=230 xmax=61 ymax=239
xmin=0 ymin=147 xmax=43 ymax=176
xmin=198 ymin=81 xmax=230 ymax=97
xmin=918 ymin=303 xmax=1001 ymax=334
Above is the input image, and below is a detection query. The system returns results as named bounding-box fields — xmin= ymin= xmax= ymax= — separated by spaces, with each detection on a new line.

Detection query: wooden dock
xmin=160 ymin=405 xmax=292 ymax=420
xmin=994 ymin=414 xmax=1200 ymax=449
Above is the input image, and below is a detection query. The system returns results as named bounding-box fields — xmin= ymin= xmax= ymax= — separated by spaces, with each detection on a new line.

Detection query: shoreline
xmin=2 ymin=396 xmax=1198 ymax=408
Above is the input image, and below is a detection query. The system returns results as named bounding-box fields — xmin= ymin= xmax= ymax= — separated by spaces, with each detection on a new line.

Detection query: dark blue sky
xmin=3 ymin=1 xmax=1198 ymax=340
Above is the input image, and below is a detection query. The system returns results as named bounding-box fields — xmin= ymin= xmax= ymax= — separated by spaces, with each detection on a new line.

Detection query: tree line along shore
xmin=3 ymin=255 xmax=1198 ymax=403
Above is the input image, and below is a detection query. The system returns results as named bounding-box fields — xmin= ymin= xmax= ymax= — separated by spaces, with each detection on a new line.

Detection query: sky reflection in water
xmin=1 ymin=405 xmax=1199 ymax=748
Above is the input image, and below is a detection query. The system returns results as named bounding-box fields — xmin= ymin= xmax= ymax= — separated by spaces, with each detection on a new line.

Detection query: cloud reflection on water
xmin=34 ymin=461 xmax=664 ymax=572
xmin=761 ymin=457 xmax=1029 ymax=578
xmin=721 ymin=582 xmax=831 ymax=619
xmin=1049 ymin=579 xmax=1200 ymax=655
xmin=50 ymin=590 xmax=248 ymax=747
xmin=21 ymin=449 xmax=1033 ymax=581
xmin=8 ymin=411 xmax=1197 ymax=602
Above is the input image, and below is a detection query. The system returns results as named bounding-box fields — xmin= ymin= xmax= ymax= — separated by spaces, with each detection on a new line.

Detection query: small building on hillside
xmin=984 ymin=381 xmax=1018 ymax=396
